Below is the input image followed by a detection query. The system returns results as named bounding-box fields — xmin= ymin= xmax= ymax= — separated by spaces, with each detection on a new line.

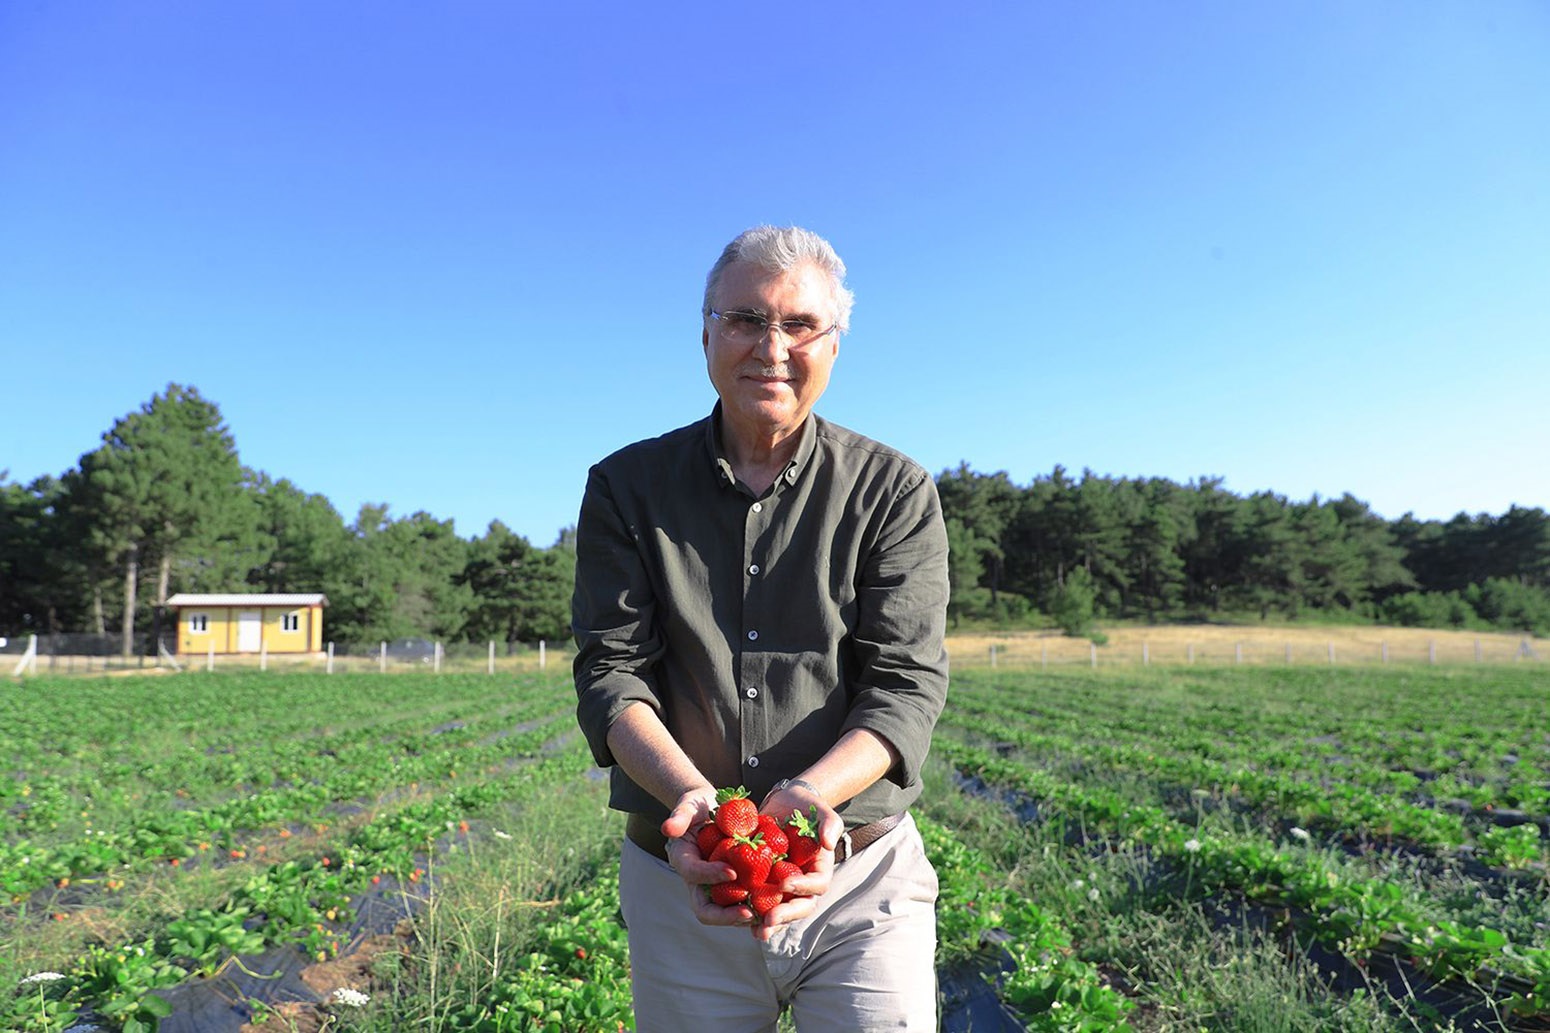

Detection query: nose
xmin=751 ymin=323 xmax=791 ymax=362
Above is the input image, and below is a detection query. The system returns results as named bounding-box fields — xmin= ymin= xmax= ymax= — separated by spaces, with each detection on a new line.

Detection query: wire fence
xmin=1 ymin=633 xmax=570 ymax=677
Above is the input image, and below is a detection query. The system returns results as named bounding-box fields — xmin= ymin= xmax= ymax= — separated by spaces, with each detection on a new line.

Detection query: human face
xmin=703 ymin=260 xmax=840 ymax=450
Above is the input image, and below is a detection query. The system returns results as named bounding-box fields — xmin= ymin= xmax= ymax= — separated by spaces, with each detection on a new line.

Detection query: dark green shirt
xmin=571 ymin=407 xmax=950 ymax=828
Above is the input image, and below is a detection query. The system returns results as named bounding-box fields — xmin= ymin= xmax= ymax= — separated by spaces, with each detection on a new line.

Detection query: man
xmin=572 ymin=225 xmax=949 ymax=1031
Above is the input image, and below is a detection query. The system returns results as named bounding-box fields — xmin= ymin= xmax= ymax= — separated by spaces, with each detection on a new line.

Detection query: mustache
xmin=737 ymin=364 xmax=793 ymax=379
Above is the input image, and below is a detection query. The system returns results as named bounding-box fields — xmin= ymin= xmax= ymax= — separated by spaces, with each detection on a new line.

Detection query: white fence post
xmin=1142 ymin=642 xmax=1149 ymax=666
xmin=207 ymin=641 xmax=214 ymax=672
xmin=11 ymin=635 xmax=38 ymax=677
xmin=1089 ymin=642 xmax=1097 ymax=669
xmin=1235 ymin=642 xmax=1243 ymax=664
xmin=380 ymin=641 xmax=387 ymax=673
xmin=434 ymin=642 xmax=443 ymax=673
xmin=539 ymin=640 xmax=547 ymax=669
xmin=1285 ymin=643 xmax=1292 ymax=664
xmin=488 ymin=640 xmax=495 ymax=675
xmin=1429 ymin=640 xmax=1437 ymax=665
xmin=260 ymin=639 xmax=268 ymax=672
xmin=1041 ymin=641 xmax=1047 ymax=669
xmin=1475 ymin=638 xmax=1482 ymax=662
xmin=1327 ymin=642 xmax=1335 ymax=664
xmin=327 ymin=642 xmax=334 ymax=675
xmin=989 ymin=644 xmax=997 ymax=667
xmin=1381 ymin=642 xmax=1388 ymax=664
xmin=1187 ymin=643 xmax=1194 ymax=664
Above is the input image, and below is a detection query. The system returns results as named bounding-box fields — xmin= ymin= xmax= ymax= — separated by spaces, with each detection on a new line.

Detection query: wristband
xmin=771 ymin=777 xmax=822 ymax=800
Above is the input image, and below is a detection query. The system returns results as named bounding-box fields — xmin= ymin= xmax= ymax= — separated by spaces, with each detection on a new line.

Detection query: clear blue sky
xmin=3 ymin=3 xmax=1546 ymax=546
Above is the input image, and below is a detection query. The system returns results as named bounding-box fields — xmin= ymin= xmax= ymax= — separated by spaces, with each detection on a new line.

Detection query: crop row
xmin=938 ymin=738 xmax=1550 ymax=1021
xmin=940 ymin=699 xmax=1548 ymax=871
xmin=1 ymin=707 xmax=573 ymax=903
xmin=4 ymin=738 xmax=595 ymax=1033
xmin=956 ymin=668 xmax=1550 ymax=803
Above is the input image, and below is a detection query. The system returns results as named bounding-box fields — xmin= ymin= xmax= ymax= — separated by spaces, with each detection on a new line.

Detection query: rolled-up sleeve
xmin=842 ymin=470 xmax=950 ymax=789
xmin=571 ymin=464 xmax=666 ymax=769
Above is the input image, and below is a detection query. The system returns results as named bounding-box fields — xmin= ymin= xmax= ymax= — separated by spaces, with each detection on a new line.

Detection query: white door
xmin=237 ymin=612 xmax=262 ymax=652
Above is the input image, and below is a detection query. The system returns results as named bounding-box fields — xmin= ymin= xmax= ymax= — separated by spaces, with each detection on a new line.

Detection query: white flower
xmin=1183 ymin=838 xmax=1202 ymax=854
xmin=331 ymin=988 xmax=370 ymax=1008
xmin=492 ymin=830 xmax=512 ymax=840
xmin=1069 ymin=878 xmax=1085 ymax=890
xmin=1290 ymin=827 xmax=1311 ymax=842
xmin=1087 ymin=888 xmax=1101 ymax=902
xmin=21 ymin=972 xmax=67 ymax=985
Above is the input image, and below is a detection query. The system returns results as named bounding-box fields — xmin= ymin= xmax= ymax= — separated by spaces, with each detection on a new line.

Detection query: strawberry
xmin=755 ymin=814 xmax=789 ymax=858
xmin=769 ymin=859 xmax=802 ymax=888
xmin=726 ymin=837 xmax=773 ymax=890
xmin=696 ymin=823 xmax=726 ymax=859
xmin=708 ymin=882 xmax=750 ymax=907
xmin=782 ymin=807 xmax=821 ymax=871
xmin=709 ymin=837 xmax=735 ymax=864
xmin=748 ymin=882 xmax=785 ymax=916
xmin=714 ymin=786 xmax=759 ymax=839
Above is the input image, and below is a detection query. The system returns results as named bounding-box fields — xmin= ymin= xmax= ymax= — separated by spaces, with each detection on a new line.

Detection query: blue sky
xmin=3 ymin=3 xmax=1546 ymax=546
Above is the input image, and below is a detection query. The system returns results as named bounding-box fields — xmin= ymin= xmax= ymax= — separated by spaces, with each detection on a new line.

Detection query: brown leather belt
xmin=625 ymin=811 xmax=907 ymax=864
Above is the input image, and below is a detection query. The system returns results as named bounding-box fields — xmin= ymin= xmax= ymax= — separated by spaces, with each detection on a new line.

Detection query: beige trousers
xmin=618 ymin=813 xmax=939 ymax=1033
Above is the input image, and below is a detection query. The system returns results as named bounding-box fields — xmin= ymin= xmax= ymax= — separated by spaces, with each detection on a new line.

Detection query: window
xmin=282 ymin=612 xmax=300 ymax=632
xmin=189 ymin=613 xmax=208 ymax=633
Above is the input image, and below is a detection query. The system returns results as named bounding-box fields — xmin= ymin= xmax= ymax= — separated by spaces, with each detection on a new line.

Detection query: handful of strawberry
xmin=696 ymin=786 xmax=824 ymax=916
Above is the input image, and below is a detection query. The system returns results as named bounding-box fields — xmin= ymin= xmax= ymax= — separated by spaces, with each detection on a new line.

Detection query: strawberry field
xmin=3 ymin=661 xmax=1548 ymax=1031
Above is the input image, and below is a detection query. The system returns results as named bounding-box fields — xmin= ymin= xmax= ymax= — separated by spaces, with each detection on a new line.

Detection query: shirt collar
xmin=705 ymin=403 xmax=818 ymax=494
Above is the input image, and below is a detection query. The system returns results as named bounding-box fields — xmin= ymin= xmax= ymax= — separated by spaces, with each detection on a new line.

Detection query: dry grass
xmin=946 ymin=623 xmax=1542 ymax=669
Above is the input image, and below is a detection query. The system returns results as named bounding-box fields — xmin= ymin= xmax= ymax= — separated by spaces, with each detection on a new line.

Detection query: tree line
xmin=0 ymin=385 xmax=574 ymax=652
xmin=3 ymin=386 xmax=1547 ymax=652
xmin=938 ymin=464 xmax=1550 ymax=636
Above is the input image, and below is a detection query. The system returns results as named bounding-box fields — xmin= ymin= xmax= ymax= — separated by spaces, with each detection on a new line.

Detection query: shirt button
xmin=745 ymin=686 xmax=758 ymax=699
xmin=748 ymin=563 xmax=760 ymax=575
xmin=748 ymin=756 xmax=760 ymax=768
xmin=751 ymin=502 xmax=763 ymax=513
xmin=747 ymin=630 xmax=758 ymax=641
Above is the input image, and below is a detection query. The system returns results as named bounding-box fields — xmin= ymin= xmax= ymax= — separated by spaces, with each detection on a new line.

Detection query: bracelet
xmin=771 ymin=777 xmax=822 ymax=799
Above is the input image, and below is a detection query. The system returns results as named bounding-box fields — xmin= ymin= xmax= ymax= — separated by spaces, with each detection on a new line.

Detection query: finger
xmin=661 ymin=800 xmax=705 ymax=840
xmin=691 ymin=893 xmax=755 ymax=928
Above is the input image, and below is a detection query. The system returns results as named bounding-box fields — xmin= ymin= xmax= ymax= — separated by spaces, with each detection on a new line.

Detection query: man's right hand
xmin=660 ymin=789 xmax=756 ymax=927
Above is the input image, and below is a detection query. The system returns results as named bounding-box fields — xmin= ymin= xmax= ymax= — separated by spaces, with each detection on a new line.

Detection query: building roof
xmin=166 ymin=593 xmax=328 ymax=607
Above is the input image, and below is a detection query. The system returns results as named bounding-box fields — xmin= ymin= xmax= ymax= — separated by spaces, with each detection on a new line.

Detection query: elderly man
xmin=572 ymin=225 xmax=949 ymax=1031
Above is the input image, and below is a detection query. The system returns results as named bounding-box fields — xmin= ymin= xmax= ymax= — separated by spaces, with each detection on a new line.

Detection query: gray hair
xmin=702 ymin=225 xmax=855 ymax=333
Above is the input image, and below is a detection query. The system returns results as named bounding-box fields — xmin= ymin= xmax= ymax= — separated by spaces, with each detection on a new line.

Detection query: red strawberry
xmin=770 ymin=859 xmax=802 ymax=888
xmin=749 ymin=882 xmax=785 ymax=915
xmin=708 ymin=882 xmax=750 ymax=906
xmin=782 ymin=807 xmax=821 ymax=870
xmin=709 ymin=837 xmax=734 ymax=864
xmin=714 ymin=787 xmax=759 ymax=839
xmin=696 ymin=823 xmax=726 ymax=859
xmin=755 ymin=814 xmax=789 ymax=857
xmin=726 ymin=837 xmax=773 ymax=889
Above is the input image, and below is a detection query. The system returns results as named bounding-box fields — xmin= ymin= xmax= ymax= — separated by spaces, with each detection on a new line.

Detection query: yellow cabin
xmin=166 ymin=593 xmax=327 ymax=655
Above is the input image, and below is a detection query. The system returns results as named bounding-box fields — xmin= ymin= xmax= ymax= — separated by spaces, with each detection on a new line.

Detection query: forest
xmin=3 ymin=384 xmax=1547 ymax=649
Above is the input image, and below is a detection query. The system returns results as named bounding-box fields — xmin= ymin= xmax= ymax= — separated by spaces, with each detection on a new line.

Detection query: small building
xmin=165 ymin=593 xmax=327 ymax=655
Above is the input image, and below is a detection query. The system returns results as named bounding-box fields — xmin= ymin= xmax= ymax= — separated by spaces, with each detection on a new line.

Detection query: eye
xmin=724 ymin=312 xmax=766 ymax=332
xmin=779 ymin=319 xmax=818 ymax=336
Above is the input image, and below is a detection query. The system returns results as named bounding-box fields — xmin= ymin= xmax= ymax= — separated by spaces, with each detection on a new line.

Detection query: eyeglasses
xmin=708 ymin=309 xmax=838 ymax=347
